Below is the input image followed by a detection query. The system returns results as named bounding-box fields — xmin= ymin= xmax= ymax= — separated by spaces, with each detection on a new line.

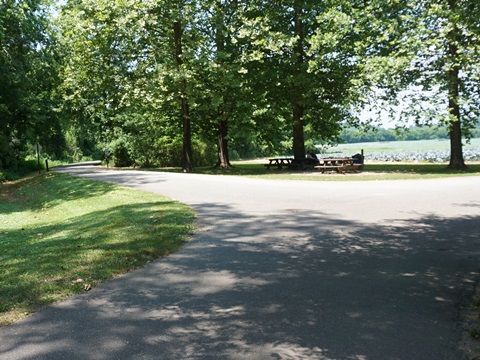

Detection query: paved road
xmin=1 ymin=167 xmax=480 ymax=360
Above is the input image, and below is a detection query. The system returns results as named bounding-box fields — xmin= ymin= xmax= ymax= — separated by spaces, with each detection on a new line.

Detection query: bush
xmin=108 ymin=138 xmax=134 ymax=167
xmin=192 ymin=139 xmax=217 ymax=166
xmin=0 ymin=159 xmax=43 ymax=182
xmin=149 ymin=137 xmax=216 ymax=168
xmin=0 ymin=135 xmax=20 ymax=170
xmin=153 ymin=137 xmax=182 ymax=167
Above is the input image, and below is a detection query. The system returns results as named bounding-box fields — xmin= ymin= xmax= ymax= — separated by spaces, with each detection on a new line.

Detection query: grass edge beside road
xmin=461 ymin=288 xmax=480 ymax=359
xmin=143 ymin=162 xmax=480 ymax=181
xmin=0 ymin=172 xmax=195 ymax=326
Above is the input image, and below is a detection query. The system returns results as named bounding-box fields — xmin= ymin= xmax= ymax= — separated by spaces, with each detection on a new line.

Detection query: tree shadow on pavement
xmin=0 ymin=202 xmax=479 ymax=360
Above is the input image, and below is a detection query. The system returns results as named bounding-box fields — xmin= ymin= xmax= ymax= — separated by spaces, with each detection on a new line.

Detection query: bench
xmin=342 ymin=163 xmax=363 ymax=172
xmin=264 ymin=158 xmax=294 ymax=169
xmin=287 ymin=162 xmax=316 ymax=170
xmin=315 ymin=165 xmax=345 ymax=173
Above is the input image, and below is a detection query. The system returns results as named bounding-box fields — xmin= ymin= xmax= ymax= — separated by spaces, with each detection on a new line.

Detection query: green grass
xmin=0 ymin=172 xmax=195 ymax=326
xmin=464 ymin=296 xmax=480 ymax=358
xmin=151 ymin=162 xmax=480 ymax=181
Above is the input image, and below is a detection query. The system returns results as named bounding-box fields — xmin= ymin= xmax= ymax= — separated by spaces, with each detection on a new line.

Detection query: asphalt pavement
xmin=1 ymin=166 xmax=479 ymax=360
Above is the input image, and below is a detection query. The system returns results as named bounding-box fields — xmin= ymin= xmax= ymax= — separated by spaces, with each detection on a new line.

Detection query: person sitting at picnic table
xmin=306 ymin=150 xmax=320 ymax=165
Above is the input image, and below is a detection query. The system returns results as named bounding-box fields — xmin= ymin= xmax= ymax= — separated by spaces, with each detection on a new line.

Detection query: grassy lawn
xmin=0 ymin=172 xmax=195 ymax=326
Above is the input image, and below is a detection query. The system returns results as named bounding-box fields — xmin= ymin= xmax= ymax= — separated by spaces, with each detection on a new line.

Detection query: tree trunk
xmin=292 ymin=3 xmax=306 ymax=161
xmin=213 ymin=2 xmax=231 ymax=169
xmin=181 ymin=97 xmax=194 ymax=172
xmin=293 ymin=101 xmax=305 ymax=161
xmin=215 ymin=120 xmax=231 ymax=168
xmin=174 ymin=20 xmax=194 ymax=172
xmin=446 ymin=0 xmax=466 ymax=170
xmin=448 ymin=116 xmax=465 ymax=170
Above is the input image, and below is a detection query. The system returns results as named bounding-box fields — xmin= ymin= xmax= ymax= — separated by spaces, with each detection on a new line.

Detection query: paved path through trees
xmin=1 ymin=167 xmax=480 ymax=359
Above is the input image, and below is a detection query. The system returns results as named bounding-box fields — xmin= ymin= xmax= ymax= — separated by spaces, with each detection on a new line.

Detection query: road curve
xmin=1 ymin=166 xmax=479 ymax=360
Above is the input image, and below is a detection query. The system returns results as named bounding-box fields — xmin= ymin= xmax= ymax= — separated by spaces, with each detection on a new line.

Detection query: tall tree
xmin=291 ymin=1 xmax=306 ymax=161
xmin=173 ymin=17 xmax=194 ymax=172
xmin=0 ymin=0 xmax=61 ymax=168
xmin=241 ymin=1 xmax=364 ymax=161
xmin=446 ymin=0 xmax=464 ymax=169
xmin=58 ymin=0 xmax=199 ymax=169
xmin=211 ymin=0 xmax=234 ymax=168
xmin=192 ymin=0 xmax=255 ymax=168
xmin=359 ymin=0 xmax=480 ymax=169
xmin=59 ymin=1 xmax=145 ymax=146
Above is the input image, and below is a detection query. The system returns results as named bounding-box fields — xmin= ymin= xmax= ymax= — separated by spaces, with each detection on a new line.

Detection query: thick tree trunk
xmin=215 ymin=120 xmax=231 ymax=168
xmin=174 ymin=20 xmax=194 ymax=172
xmin=448 ymin=117 xmax=465 ymax=170
xmin=213 ymin=2 xmax=231 ymax=169
xmin=292 ymin=3 xmax=306 ymax=161
xmin=446 ymin=0 xmax=466 ymax=170
xmin=181 ymin=97 xmax=194 ymax=172
xmin=293 ymin=101 xmax=305 ymax=161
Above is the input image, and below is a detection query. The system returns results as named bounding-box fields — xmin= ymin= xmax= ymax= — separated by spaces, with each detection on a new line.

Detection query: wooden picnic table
xmin=264 ymin=157 xmax=362 ymax=172
xmin=315 ymin=158 xmax=361 ymax=173
xmin=264 ymin=157 xmax=294 ymax=169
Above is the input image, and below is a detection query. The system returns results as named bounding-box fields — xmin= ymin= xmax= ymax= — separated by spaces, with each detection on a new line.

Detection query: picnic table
xmin=264 ymin=157 xmax=362 ymax=172
xmin=315 ymin=158 xmax=361 ymax=173
xmin=264 ymin=158 xmax=294 ymax=169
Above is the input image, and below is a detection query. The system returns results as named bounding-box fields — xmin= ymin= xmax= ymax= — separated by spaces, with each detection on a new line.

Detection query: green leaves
xmin=0 ymin=0 xmax=63 ymax=167
xmin=11 ymin=0 xmax=473 ymax=169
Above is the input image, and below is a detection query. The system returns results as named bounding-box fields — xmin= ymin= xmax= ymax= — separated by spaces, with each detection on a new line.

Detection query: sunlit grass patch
xmin=145 ymin=161 xmax=480 ymax=181
xmin=0 ymin=172 xmax=195 ymax=325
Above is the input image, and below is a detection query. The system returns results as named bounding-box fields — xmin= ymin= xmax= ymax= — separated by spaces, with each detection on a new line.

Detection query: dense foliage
xmin=358 ymin=0 xmax=480 ymax=169
xmin=1 ymin=0 xmax=480 ymax=175
xmin=0 ymin=0 xmax=63 ymax=171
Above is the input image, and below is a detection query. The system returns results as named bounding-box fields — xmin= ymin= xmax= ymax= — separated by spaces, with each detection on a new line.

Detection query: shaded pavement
xmin=1 ymin=167 xmax=480 ymax=359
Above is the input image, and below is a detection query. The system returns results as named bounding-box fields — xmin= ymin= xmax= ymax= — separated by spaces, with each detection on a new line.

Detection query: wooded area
xmin=1 ymin=0 xmax=480 ymax=173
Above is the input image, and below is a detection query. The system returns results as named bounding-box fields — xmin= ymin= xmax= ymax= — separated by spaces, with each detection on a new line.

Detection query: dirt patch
xmin=460 ymin=285 xmax=480 ymax=359
xmin=0 ymin=182 xmax=26 ymax=202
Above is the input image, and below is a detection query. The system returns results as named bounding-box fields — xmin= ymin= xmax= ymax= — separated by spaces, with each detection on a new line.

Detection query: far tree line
xmin=340 ymin=125 xmax=480 ymax=144
xmin=1 ymin=0 xmax=480 ymax=174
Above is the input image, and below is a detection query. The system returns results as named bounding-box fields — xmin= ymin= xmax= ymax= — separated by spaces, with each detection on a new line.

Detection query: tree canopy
xmin=1 ymin=0 xmax=480 ymax=172
xmin=357 ymin=0 xmax=480 ymax=169
xmin=0 ymin=0 xmax=62 ymax=169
